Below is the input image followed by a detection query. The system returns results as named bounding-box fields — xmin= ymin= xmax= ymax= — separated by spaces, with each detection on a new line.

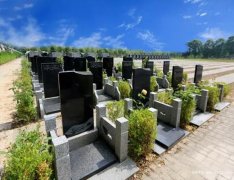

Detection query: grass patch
xmin=0 ymin=51 xmax=21 ymax=65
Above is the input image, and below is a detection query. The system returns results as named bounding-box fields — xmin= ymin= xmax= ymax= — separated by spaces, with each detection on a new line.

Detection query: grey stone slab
xmin=156 ymin=122 xmax=185 ymax=149
xmin=98 ymin=94 xmax=113 ymax=102
xmin=70 ymin=139 xmax=117 ymax=180
xmin=89 ymin=158 xmax=139 ymax=180
xmin=153 ymin=143 xmax=166 ymax=155
xmin=43 ymin=98 xmax=61 ymax=114
xmin=214 ymin=102 xmax=230 ymax=112
xmin=190 ymin=112 xmax=215 ymax=126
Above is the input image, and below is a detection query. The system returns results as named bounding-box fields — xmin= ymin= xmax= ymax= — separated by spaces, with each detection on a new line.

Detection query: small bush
xmin=12 ymin=59 xmax=36 ymax=123
xmin=157 ymin=91 xmax=173 ymax=105
xmin=116 ymin=62 xmax=122 ymax=72
xmin=118 ymin=80 xmax=131 ymax=99
xmin=150 ymin=76 xmax=158 ymax=92
xmin=106 ymin=100 xmax=124 ymax=122
xmin=203 ymin=86 xmax=219 ymax=111
xmin=3 ymin=129 xmax=53 ymax=180
xmin=109 ymin=76 xmax=116 ymax=82
xmin=174 ymin=90 xmax=196 ymax=127
xmin=182 ymin=72 xmax=188 ymax=84
xmin=128 ymin=109 xmax=156 ymax=159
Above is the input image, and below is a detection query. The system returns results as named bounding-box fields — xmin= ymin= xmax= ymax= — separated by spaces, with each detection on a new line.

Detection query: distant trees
xmin=187 ymin=36 xmax=234 ymax=58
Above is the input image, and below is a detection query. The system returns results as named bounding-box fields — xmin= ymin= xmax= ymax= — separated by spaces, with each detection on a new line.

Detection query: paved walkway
xmin=0 ymin=58 xmax=22 ymax=125
xmin=142 ymin=90 xmax=234 ymax=179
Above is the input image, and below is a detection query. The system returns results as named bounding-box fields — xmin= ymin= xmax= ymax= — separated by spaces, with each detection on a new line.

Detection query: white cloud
xmin=200 ymin=27 xmax=230 ymax=40
xmin=184 ymin=0 xmax=202 ymax=4
xmin=14 ymin=3 xmax=34 ymax=11
xmin=199 ymin=12 xmax=207 ymax=17
xmin=8 ymin=15 xmax=22 ymax=21
xmin=0 ymin=17 xmax=44 ymax=47
xmin=119 ymin=8 xmax=143 ymax=30
xmin=183 ymin=15 xmax=192 ymax=19
xmin=73 ymin=33 xmax=126 ymax=49
xmin=137 ymin=30 xmax=164 ymax=50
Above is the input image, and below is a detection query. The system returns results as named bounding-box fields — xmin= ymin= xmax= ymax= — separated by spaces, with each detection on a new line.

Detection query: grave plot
xmin=63 ymin=55 xmax=75 ymax=71
xmin=145 ymin=61 xmax=154 ymax=75
xmin=86 ymin=53 xmax=96 ymax=68
xmin=122 ymin=61 xmax=133 ymax=80
xmin=103 ymin=57 xmax=114 ymax=77
xmin=89 ymin=61 xmax=103 ymax=90
xmin=43 ymin=71 xmax=138 ymax=179
xmin=214 ymin=83 xmax=230 ymax=111
xmin=74 ymin=57 xmax=87 ymax=71
xmin=163 ymin=61 xmax=170 ymax=75
xmin=148 ymin=92 xmax=189 ymax=155
xmin=38 ymin=63 xmax=62 ymax=119
xmin=171 ymin=66 xmax=183 ymax=89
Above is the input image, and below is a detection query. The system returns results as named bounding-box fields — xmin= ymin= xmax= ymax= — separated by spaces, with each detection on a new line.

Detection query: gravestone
xmin=123 ymin=56 xmax=133 ymax=62
xmin=122 ymin=61 xmax=133 ymax=80
xmin=103 ymin=57 xmax=113 ymax=77
xmin=163 ymin=61 xmax=170 ymax=75
xmin=74 ymin=57 xmax=87 ymax=71
xmin=63 ymin=56 xmax=74 ymax=71
xmin=146 ymin=61 xmax=154 ymax=75
xmin=132 ymin=68 xmax=151 ymax=100
xmin=194 ymin=65 xmax=203 ymax=84
xmin=42 ymin=63 xmax=62 ymax=98
xmin=37 ymin=56 xmax=56 ymax=83
xmin=28 ymin=52 xmax=40 ymax=73
xmin=172 ymin=66 xmax=183 ymax=89
xmin=59 ymin=71 xmax=93 ymax=137
xmin=86 ymin=55 xmax=95 ymax=69
xmin=89 ymin=62 xmax=103 ymax=89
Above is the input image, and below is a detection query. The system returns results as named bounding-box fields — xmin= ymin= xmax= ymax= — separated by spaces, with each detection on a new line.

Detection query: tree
xmin=226 ymin=36 xmax=234 ymax=56
xmin=203 ymin=39 xmax=214 ymax=58
xmin=214 ymin=38 xmax=226 ymax=57
xmin=187 ymin=40 xmax=203 ymax=57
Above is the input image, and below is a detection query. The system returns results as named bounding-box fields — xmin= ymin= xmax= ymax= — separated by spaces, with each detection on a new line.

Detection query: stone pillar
xmin=36 ymin=90 xmax=43 ymax=118
xmin=124 ymin=98 xmax=133 ymax=115
xmin=44 ymin=114 xmax=57 ymax=134
xmin=199 ymin=89 xmax=209 ymax=112
xmin=115 ymin=117 xmax=128 ymax=162
xmin=96 ymin=104 xmax=106 ymax=129
xmin=104 ymin=77 xmax=109 ymax=85
xmin=52 ymin=136 xmax=71 ymax=180
xmin=171 ymin=98 xmax=182 ymax=128
xmin=149 ymin=92 xmax=157 ymax=108
xmin=218 ymin=84 xmax=224 ymax=102
xmin=148 ymin=107 xmax=158 ymax=122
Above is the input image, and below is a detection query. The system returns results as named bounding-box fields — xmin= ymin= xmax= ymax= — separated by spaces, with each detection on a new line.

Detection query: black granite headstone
xmin=89 ymin=62 xmax=103 ymax=89
xmin=37 ymin=57 xmax=56 ymax=83
xmin=103 ymin=57 xmax=113 ymax=77
xmin=42 ymin=63 xmax=62 ymax=98
xmin=132 ymin=68 xmax=151 ymax=100
xmin=74 ymin=57 xmax=87 ymax=71
xmin=146 ymin=61 xmax=154 ymax=75
xmin=194 ymin=65 xmax=203 ymax=84
xmin=86 ymin=56 xmax=95 ymax=69
xmin=122 ymin=61 xmax=133 ymax=80
xmin=63 ymin=56 xmax=74 ymax=71
xmin=123 ymin=57 xmax=133 ymax=62
xmin=163 ymin=61 xmax=170 ymax=75
xmin=59 ymin=71 xmax=93 ymax=137
xmin=172 ymin=66 xmax=183 ymax=89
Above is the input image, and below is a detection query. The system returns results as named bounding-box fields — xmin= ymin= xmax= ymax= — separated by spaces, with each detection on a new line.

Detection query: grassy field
xmin=0 ymin=51 xmax=21 ymax=65
xmin=172 ymin=58 xmax=234 ymax=62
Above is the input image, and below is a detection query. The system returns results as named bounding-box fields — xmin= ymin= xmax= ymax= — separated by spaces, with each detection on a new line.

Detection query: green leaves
xmin=118 ymin=80 xmax=131 ymax=99
xmin=106 ymin=100 xmax=124 ymax=122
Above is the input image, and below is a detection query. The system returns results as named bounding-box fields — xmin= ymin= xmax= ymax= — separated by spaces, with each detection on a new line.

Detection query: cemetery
xmin=0 ymin=50 xmax=233 ymax=180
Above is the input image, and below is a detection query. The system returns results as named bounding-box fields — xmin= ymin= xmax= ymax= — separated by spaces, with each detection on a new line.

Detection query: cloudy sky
xmin=0 ymin=0 xmax=233 ymax=51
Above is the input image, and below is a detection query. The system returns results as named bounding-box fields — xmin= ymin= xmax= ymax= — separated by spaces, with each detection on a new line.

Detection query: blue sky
xmin=0 ymin=0 xmax=233 ymax=51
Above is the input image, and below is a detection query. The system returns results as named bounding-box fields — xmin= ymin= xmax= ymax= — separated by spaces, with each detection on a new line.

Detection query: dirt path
xmin=0 ymin=58 xmax=22 ymax=125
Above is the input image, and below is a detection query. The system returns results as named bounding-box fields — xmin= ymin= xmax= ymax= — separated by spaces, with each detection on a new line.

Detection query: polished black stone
xmin=122 ymin=61 xmax=133 ymax=80
xmin=37 ymin=57 xmax=56 ymax=83
xmin=89 ymin=62 xmax=103 ymax=90
xmin=132 ymin=68 xmax=151 ymax=100
xmin=43 ymin=97 xmax=61 ymax=114
xmin=42 ymin=63 xmax=62 ymax=98
xmin=103 ymin=57 xmax=113 ymax=77
xmin=59 ymin=71 xmax=93 ymax=137
xmin=74 ymin=57 xmax=87 ymax=71
xmin=63 ymin=56 xmax=74 ymax=71
xmin=70 ymin=139 xmax=117 ymax=180
xmin=123 ymin=57 xmax=133 ymax=62
xmin=156 ymin=122 xmax=185 ymax=148
xmin=172 ymin=66 xmax=183 ymax=89
xmin=163 ymin=61 xmax=170 ymax=75
xmin=86 ymin=56 xmax=95 ymax=69
xmin=194 ymin=65 xmax=203 ymax=84
xmin=146 ymin=61 xmax=154 ymax=75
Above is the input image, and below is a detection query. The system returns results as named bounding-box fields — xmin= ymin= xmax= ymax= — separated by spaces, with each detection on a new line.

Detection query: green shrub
xmin=12 ymin=59 xmax=36 ymax=123
xmin=182 ymin=72 xmax=188 ymax=84
xmin=174 ymin=90 xmax=196 ymax=127
xmin=106 ymin=100 xmax=124 ymax=122
xmin=167 ymin=72 xmax=172 ymax=85
xmin=3 ymin=129 xmax=53 ymax=180
xmin=116 ymin=62 xmax=122 ymax=72
xmin=102 ymin=71 xmax=107 ymax=79
xmin=156 ymin=69 xmax=163 ymax=78
xmin=150 ymin=76 xmax=158 ymax=92
xmin=185 ymin=83 xmax=201 ymax=94
xmin=0 ymin=51 xmax=21 ymax=65
xmin=157 ymin=91 xmax=173 ymax=105
xmin=203 ymin=86 xmax=219 ymax=111
xmin=128 ymin=109 xmax=156 ymax=159
xmin=214 ymin=82 xmax=231 ymax=98
xmin=109 ymin=76 xmax=116 ymax=82
xmin=118 ymin=80 xmax=131 ymax=99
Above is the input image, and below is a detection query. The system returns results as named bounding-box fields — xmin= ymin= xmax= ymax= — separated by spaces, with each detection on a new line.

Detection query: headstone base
xmin=190 ymin=112 xmax=215 ymax=126
xmin=43 ymin=97 xmax=61 ymax=114
xmin=214 ymin=102 xmax=230 ymax=112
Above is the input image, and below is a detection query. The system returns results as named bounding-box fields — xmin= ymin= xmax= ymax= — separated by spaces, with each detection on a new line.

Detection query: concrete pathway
xmin=0 ymin=58 xmax=22 ymax=125
xmin=142 ymin=88 xmax=234 ymax=180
